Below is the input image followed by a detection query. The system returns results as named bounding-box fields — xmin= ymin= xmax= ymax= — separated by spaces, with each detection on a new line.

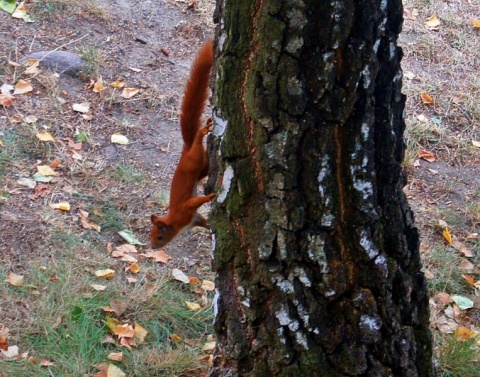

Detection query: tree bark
xmin=208 ymin=0 xmax=434 ymax=376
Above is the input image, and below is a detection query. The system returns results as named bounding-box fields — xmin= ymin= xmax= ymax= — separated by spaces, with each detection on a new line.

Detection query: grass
xmin=437 ymin=336 xmax=480 ymax=377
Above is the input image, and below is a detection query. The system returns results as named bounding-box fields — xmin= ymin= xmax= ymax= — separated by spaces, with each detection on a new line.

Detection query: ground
xmin=0 ymin=0 xmax=479 ymax=375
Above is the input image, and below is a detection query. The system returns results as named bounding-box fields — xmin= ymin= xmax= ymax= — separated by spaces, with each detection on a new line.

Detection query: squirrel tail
xmin=179 ymin=39 xmax=214 ymax=149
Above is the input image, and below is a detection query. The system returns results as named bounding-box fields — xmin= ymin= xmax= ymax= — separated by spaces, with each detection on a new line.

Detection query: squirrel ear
xmin=151 ymin=214 xmax=159 ymax=224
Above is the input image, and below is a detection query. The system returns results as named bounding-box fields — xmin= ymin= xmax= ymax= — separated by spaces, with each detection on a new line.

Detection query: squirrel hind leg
xmin=191 ymin=213 xmax=209 ymax=229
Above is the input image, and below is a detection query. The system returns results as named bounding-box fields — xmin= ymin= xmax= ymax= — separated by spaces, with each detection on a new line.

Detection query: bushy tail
xmin=180 ymin=39 xmax=214 ymax=149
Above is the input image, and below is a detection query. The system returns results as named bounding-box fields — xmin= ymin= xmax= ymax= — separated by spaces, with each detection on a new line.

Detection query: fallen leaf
xmin=24 ymin=114 xmax=38 ymax=123
xmin=95 ymin=364 xmax=126 ymax=377
xmin=201 ymin=279 xmax=215 ymax=291
xmin=146 ymin=249 xmax=172 ymax=264
xmin=107 ymin=352 xmax=123 ymax=362
xmin=462 ymin=274 xmax=475 ymax=286
xmin=472 ymin=20 xmax=480 ymax=29
xmin=50 ymin=160 xmax=60 ymax=169
xmin=202 ymin=340 xmax=216 ymax=352
xmin=5 ymin=273 xmax=24 ymax=287
xmin=451 ymin=295 xmax=474 ymax=310
xmin=172 ymin=268 xmax=190 ymax=283
xmin=129 ymin=67 xmax=142 ymax=72
xmin=95 ymin=269 xmax=115 ymax=279
xmin=454 ymin=326 xmax=475 ymax=341
xmin=110 ymin=300 xmax=128 ymax=316
xmin=199 ymin=354 xmax=213 ymax=365
xmin=114 ymin=324 xmax=135 ymax=338
xmin=40 ymin=359 xmax=54 ymax=367
xmin=442 ymin=228 xmax=452 ymax=244
xmin=458 ymin=260 xmax=474 ymax=271
xmin=404 ymin=71 xmax=415 ymax=80
xmin=420 ymin=92 xmax=434 ymax=104
xmin=117 ymin=230 xmax=144 ymax=244
xmin=24 ymin=60 xmax=40 ymax=75
xmin=185 ymin=301 xmax=202 ymax=311
xmin=79 ymin=210 xmax=101 ymax=232
xmin=0 ymin=0 xmax=16 ymax=14
xmin=109 ymin=80 xmax=125 ymax=88
xmin=0 ymin=93 xmax=15 ymax=107
xmin=36 ymin=132 xmax=55 ymax=142
xmin=418 ymin=149 xmax=436 ymax=162
xmin=37 ymin=165 xmax=58 ymax=176
xmin=17 ymin=177 xmax=36 ymax=189
xmin=170 ymin=334 xmax=182 ymax=342
xmin=91 ymin=284 xmax=107 ymax=291
xmin=111 ymin=133 xmax=129 ymax=145
xmin=133 ymin=322 xmax=148 ymax=345
xmin=126 ymin=263 xmax=140 ymax=274
xmin=189 ymin=276 xmax=201 ymax=284
xmin=13 ymin=79 xmax=33 ymax=94
xmin=1 ymin=345 xmax=19 ymax=359
xmin=72 ymin=102 xmax=90 ymax=113
xmin=121 ymin=87 xmax=139 ymax=98
xmin=93 ymin=77 xmax=103 ymax=93
xmin=425 ymin=15 xmax=440 ymax=29
xmin=436 ymin=292 xmax=452 ymax=304
xmin=50 ymin=201 xmax=71 ymax=211
xmin=472 ymin=140 xmax=480 ymax=148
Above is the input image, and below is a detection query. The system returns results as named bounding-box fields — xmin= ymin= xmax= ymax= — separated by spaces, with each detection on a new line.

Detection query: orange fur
xmin=150 ymin=40 xmax=214 ymax=248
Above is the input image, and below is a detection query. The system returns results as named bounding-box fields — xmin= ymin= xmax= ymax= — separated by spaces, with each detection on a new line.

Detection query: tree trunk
xmin=207 ymin=0 xmax=434 ymax=376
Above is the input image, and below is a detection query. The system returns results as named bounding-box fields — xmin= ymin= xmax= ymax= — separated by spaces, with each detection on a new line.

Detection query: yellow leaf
xmin=420 ymin=92 xmax=434 ymax=104
xmin=442 ymin=228 xmax=452 ymax=244
xmin=106 ymin=363 xmax=126 ymax=377
xmin=454 ymin=326 xmax=474 ymax=341
xmin=172 ymin=268 xmax=190 ymax=283
xmin=109 ymin=80 xmax=125 ymax=88
xmin=121 ymin=87 xmax=139 ymax=99
xmin=0 ymin=139 xmax=3 ymax=147
xmin=13 ymin=79 xmax=33 ymax=94
xmin=36 ymin=132 xmax=55 ymax=142
xmin=105 ymin=317 xmax=120 ymax=332
xmin=40 ymin=359 xmax=54 ymax=367
xmin=50 ymin=201 xmax=71 ymax=211
xmin=425 ymin=15 xmax=440 ymax=29
xmin=95 ymin=269 xmax=115 ymax=279
xmin=472 ymin=20 xmax=480 ymax=29
xmin=189 ymin=276 xmax=201 ymax=284
xmin=111 ymin=133 xmax=129 ymax=145
xmin=90 ymin=284 xmax=107 ymax=291
xmin=107 ymin=352 xmax=123 ymax=362
xmin=12 ymin=2 xmax=28 ymax=19
xmin=37 ymin=165 xmax=58 ymax=176
xmin=185 ymin=301 xmax=202 ymax=311
xmin=462 ymin=274 xmax=475 ymax=286
xmin=93 ymin=77 xmax=103 ymax=93
xmin=126 ymin=262 xmax=140 ymax=274
xmin=201 ymin=279 xmax=215 ymax=291
xmin=133 ymin=322 xmax=148 ymax=345
xmin=170 ymin=334 xmax=182 ymax=342
xmin=114 ymin=324 xmax=135 ymax=338
xmin=202 ymin=340 xmax=216 ymax=352
xmin=472 ymin=140 xmax=480 ymax=148
xmin=5 ymin=272 xmax=24 ymax=287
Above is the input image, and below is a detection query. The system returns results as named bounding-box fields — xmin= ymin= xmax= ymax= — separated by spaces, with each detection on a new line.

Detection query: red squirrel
xmin=150 ymin=39 xmax=215 ymax=248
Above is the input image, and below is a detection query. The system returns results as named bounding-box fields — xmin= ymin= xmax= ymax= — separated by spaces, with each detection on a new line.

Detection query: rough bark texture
xmin=207 ymin=0 xmax=434 ymax=376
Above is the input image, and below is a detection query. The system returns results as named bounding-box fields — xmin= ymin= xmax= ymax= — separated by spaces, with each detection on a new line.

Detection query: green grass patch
xmin=425 ymin=246 xmax=465 ymax=294
xmin=108 ymin=163 xmax=145 ymax=185
xmin=437 ymin=336 xmax=480 ymax=377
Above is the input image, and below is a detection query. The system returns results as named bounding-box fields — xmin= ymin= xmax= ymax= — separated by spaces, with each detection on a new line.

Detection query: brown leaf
xmin=5 ymin=273 xmax=24 ymax=287
xmin=462 ymin=274 xmax=475 ymax=286
xmin=420 ymin=92 xmax=434 ymax=104
xmin=0 ymin=93 xmax=15 ymax=107
xmin=146 ymin=249 xmax=172 ymax=264
xmin=418 ymin=149 xmax=437 ymax=162
xmin=454 ymin=326 xmax=475 ymax=341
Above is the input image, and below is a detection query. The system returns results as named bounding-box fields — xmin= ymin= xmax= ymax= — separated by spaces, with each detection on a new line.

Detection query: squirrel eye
xmin=157 ymin=235 xmax=163 ymax=241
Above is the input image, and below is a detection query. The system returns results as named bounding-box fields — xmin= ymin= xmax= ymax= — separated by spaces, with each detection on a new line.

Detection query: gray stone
xmin=20 ymin=51 xmax=84 ymax=76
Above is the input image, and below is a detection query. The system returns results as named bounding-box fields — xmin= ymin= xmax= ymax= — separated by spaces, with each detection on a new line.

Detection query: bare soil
xmin=0 ymin=0 xmax=215 ymax=267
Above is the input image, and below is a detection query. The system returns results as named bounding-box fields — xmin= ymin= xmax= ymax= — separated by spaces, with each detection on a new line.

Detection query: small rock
xmin=134 ymin=35 xmax=148 ymax=44
xmin=20 ymin=51 xmax=84 ymax=76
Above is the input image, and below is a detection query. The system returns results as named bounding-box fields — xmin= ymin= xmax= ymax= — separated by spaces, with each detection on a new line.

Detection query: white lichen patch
xmin=359 ymin=314 xmax=382 ymax=331
xmin=361 ymin=65 xmax=371 ymax=88
xmin=217 ymin=164 xmax=234 ymax=203
xmin=213 ymin=112 xmax=228 ymax=137
xmin=275 ymin=276 xmax=295 ymax=294
xmin=353 ymin=178 xmax=373 ymax=201
xmin=276 ymin=304 xmax=293 ymax=326
xmin=307 ymin=233 xmax=329 ymax=273
xmin=213 ymin=289 xmax=220 ymax=319
xmin=294 ymin=330 xmax=309 ymax=350
xmin=359 ymin=229 xmax=379 ymax=259
xmin=374 ymin=254 xmax=388 ymax=278
xmin=290 ymin=266 xmax=312 ymax=287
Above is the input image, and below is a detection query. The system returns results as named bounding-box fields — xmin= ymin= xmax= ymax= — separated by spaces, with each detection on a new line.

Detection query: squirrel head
xmin=150 ymin=215 xmax=177 ymax=248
